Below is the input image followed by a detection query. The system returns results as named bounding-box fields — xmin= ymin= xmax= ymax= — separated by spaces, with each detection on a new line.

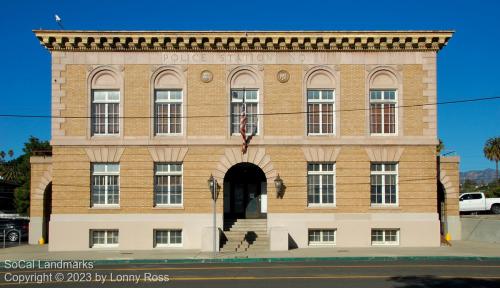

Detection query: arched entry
xmin=223 ymin=163 xmax=267 ymax=220
xmin=42 ymin=182 xmax=52 ymax=243
xmin=29 ymin=156 xmax=52 ymax=245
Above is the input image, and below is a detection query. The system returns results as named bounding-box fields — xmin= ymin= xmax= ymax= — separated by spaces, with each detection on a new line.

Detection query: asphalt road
xmin=1 ymin=259 xmax=500 ymax=287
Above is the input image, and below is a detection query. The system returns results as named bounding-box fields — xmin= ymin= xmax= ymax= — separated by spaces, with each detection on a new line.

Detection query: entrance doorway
xmin=42 ymin=182 xmax=52 ymax=243
xmin=223 ymin=163 xmax=267 ymax=219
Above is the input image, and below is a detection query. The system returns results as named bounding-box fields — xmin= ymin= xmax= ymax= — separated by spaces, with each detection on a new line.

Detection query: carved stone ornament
xmin=34 ymin=31 xmax=454 ymax=52
xmin=200 ymin=70 xmax=213 ymax=83
xmin=277 ymin=70 xmax=290 ymax=83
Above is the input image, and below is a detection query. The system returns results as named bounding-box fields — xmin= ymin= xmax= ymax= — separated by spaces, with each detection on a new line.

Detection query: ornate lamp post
xmin=207 ymin=175 xmax=217 ymax=257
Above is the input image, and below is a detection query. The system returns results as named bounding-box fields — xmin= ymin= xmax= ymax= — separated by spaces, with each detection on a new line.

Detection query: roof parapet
xmin=33 ymin=30 xmax=453 ymax=52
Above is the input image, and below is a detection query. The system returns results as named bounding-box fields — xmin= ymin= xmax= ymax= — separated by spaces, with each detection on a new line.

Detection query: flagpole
xmin=239 ymin=88 xmax=250 ymax=154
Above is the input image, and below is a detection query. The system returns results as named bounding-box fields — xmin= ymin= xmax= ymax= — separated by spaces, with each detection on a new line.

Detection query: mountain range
xmin=460 ymin=168 xmax=497 ymax=185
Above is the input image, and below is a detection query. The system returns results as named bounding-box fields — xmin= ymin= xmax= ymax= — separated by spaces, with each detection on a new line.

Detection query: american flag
xmin=240 ymin=102 xmax=248 ymax=153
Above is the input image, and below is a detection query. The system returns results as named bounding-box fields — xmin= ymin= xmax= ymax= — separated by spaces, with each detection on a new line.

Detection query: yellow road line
xmin=170 ymin=275 xmax=500 ymax=281
xmin=1 ymin=264 xmax=500 ymax=274
xmin=1 ymin=275 xmax=500 ymax=286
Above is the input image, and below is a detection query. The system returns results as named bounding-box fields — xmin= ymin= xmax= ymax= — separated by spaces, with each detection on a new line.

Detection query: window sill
xmin=154 ymin=205 xmax=184 ymax=210
xmin=90 ymin=205 xmax=121 ymax=209
xmin=371 ymin=243 xmax=399 ymax=246
xmin=307 ymin=204 xmax=336 ymax=209
xmin=308 ymin=243 xmax=336 ymax=247
xmin=154 ymin=245 xmax=183 ymax=249
xmin=231 ymin=133 xmax=260 ymax=137
xmin=154 ymin=134 xmax=184 ymax=137
xmin=369 ymin=134 xmax=398 ymax=137
xmin=91 ymin=245 xmax=119 ymax=249
xmin=307 ymin=133 xmax=336 ymax=137
xmin=91 ymin=134 xmax=121 ymax=138
xmin=369 ymin=205 xmax=399 ymax=209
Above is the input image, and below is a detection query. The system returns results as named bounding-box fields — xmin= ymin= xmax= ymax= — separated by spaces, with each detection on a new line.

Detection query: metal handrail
xmin=0 ymin=214 xmax=29 ymax=220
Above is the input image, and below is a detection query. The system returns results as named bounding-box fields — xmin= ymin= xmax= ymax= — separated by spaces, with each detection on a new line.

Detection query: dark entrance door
xmin=224 ymin=163 xmax=267 ymax=219
xmin=42 ymin=182 xmax=52 ymax=243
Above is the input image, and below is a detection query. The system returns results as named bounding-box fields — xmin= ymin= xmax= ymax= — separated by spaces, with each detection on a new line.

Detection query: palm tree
xmin=484 ymin=137 xmax=500 ymax=182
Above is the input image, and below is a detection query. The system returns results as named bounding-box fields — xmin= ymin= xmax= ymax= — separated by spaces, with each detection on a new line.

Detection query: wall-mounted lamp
xmin=207 ymin=174 xmax=217 ymax=200
xmin=274 ymin=174 xmax=285 ymax=198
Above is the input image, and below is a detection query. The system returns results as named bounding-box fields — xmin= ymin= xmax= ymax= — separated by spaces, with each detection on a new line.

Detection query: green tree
xmin=0 ymin=149 xmax=19 ymax=182
xmin=484 ymin=182 xmax=500 ymax=198
xmin=15 ymin=136 xmax=51 ymax=214
xmin=0 ymin=136 xmax=51 ymax=215
xmin=484 ymin=137 xmax=500 ymax=183
xmin=460 ymin=179 xmax=478 ymax=193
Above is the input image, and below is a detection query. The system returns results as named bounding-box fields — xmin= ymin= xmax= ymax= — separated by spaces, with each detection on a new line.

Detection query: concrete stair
xmin=221 ymin=219 xmax=269 ymax=252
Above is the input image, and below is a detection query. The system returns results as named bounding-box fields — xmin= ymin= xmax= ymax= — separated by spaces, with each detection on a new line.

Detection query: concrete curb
xmin=2 ymin=256 xmax=500 ymax=268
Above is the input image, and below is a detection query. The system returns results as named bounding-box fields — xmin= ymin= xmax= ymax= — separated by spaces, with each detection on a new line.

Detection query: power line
xmin=0 ymin=96 xmax=498 ymax=120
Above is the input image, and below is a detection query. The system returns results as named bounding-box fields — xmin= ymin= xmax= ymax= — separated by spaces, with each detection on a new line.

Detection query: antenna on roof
xmin=54 ymin=14 xmax=64 ymax=29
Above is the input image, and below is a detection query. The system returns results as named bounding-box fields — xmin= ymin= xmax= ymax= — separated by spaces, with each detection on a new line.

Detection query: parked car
xmin=0 ymin=218 xmax=29 ymax=242
xmin=459 ymin=192 xmax=500 ymax=214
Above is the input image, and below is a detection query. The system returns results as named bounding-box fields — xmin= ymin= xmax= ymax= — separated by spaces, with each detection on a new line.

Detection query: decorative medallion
xmin=200 ymin=70 xmax=213 ymax=83
xmin=277 ymin=70 xmax=290 ymax=83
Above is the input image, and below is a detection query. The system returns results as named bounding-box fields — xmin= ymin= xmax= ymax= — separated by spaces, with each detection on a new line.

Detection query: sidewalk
xmin=1 ymin=241 xmax=500 ymax=263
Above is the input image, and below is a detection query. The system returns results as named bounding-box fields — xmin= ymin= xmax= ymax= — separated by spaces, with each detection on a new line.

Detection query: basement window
xmin=308 ymin=229 xmax=336 ymax=246
xmin=90 ymin=230 xmax=119 ymax=248
xmin=154 ymin=229 xmax=182 ymax=248
xmin=371 ymin=229 xmax=399 ymax=246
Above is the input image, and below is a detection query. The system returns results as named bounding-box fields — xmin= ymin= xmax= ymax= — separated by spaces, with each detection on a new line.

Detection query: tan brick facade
xmin=30 ymin=30 xmax=457 ymax=251
xmin=187 ymin=65 xmax=227 ymax=136
xmin=48 ymin=145 xmax=436 ymax=214
xmin=340 ymin=65 xmax=366 ymax=136
xmin=402 ymin=65 xmax=425 ymax=136
xmin=440 ymin=156 xmax=461 ymax=216
xmin=56 ymin=63 xmax=430 ymax=139
xmin=60 ymin=65 xmax=87 ymax=136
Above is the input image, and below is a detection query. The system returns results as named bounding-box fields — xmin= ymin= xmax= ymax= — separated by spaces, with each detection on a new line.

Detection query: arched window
xmin=368 ymin=69 xmax=399 ymax=135
xmin=152 ymin=68 xmax=183 ymax=135
xmin=229 ymin=68 xmax=260 ymax=135
xmin=90 ymin=69 xmax=120 ymax=136
xmin=305 ymin=68 xmax=336 ymax=135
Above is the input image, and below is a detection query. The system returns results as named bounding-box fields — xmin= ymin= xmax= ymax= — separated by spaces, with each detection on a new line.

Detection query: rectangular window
xmin=370 ymin=163 xmax=398 ymax=205
xmin=91 ymin=90 xmax=120 ymax=135
xmin=307 ymin=163 xmax=335 ymax=205
xmin=371 ymin=229 xmax=399 ymax=245
xmin=307 ymin=90 xmax=335 ymax=135
xmin=91 ymin=163 xmax=120 ymax=207
xmin=154 ymin=229 xmax=182 ymax=247
xmin=90 ymin=230 xmax=118 ymax=248
xmin=308 ymin=229 xmax=336 ymax=245
xmin=370 ymin=90 xmax=396 ymax=135
xmin=154 ymin=163 xmax=183 ymax=206
xmin=230 ymin=89 xmax=258 ymax=135
xmin=154 ymin=90 xmax=182 ymax=135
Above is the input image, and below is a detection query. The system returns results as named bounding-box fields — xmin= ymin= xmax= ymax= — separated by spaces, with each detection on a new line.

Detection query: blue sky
xmin=0 ymin=0 xmax=499 ymax=171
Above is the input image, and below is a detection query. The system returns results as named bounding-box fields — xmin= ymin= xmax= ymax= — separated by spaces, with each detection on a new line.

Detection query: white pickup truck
xmin=459 ymin=192 xmax=500 ymax=214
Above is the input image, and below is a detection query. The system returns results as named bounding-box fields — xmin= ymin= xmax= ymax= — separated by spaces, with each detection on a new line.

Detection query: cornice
xmin=33 ymin=30 xmax=453 ymax=52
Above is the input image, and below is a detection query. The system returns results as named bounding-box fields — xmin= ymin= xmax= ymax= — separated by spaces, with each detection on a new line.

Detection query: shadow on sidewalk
xmin=0 ymin=242 xmax=27 ymax=249
xmin=390 ymin=276 xmax=500 ymax=288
